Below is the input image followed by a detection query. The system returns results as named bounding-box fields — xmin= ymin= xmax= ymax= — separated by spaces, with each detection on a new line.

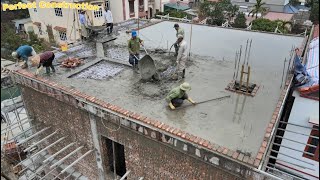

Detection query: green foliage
xmin=199 ymin=0 xmax=237 ymax=26
xmin=309 ymin=1 xmax=319 ymax=23
xmin=155 ymin=10 xmax=189 ymax=19
xmin=233 ymin=13 xmax=247 ymax=28
xmin=248 ymin=0 xmax=267 ymax=19
xmin=251 ymin=19 xmax=291 ymax=33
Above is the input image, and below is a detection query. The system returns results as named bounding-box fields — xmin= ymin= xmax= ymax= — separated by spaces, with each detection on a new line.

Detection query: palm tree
xmin=248 ymin=0 xmax=267 ymax=19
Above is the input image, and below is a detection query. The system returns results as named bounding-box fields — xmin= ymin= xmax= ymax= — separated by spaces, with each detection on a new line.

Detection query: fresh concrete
xmin=34 ymin=22 xmax=303 ymax=157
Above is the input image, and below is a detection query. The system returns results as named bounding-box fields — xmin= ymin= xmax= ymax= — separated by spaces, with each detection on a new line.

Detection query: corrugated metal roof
xmin=164 ymin=3 xmax=190 ymax=11
xmin=283 ymin=4 xmax=299 ymax=14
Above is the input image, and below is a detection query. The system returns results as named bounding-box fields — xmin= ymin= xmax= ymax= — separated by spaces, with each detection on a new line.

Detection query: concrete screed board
xmin=48 ymin=21 xmax=304 ymax=157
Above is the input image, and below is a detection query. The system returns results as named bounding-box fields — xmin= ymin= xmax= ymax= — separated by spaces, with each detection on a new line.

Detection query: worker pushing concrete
xmin=173 ymin=23 xmax=185 ymax=56
xmin=31 ymin=51 xmax=56 ymax=76
xmin=128 ymin=30 xmax=143 ymax=71
xmin=174 ymin=34 xmax=188 ymax=79
xmin=166 ymin=82 xmax=196 ymax=110
xmin=12 ymin=45 xmax=37 ymax=69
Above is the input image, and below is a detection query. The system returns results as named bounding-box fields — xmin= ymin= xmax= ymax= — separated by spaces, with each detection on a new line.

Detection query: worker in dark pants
xmin=128 ymin=31 xmax=143 ymax=71
xmin=31 ymin=51 xmax=56 ymax=76
xmin=103 ymin=7 xmax=113 ymax=35
xmin=173 ymin=24 xmax=185 ymax=56
xmin=166 ymin=82 xmax=196 ymax=110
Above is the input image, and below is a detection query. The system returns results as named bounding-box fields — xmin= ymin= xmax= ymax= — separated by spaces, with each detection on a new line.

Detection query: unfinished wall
xmin=11 ymin=69 xmax=274 ymax=180
xmin=21 ymin=86 xmax=98 ymax=179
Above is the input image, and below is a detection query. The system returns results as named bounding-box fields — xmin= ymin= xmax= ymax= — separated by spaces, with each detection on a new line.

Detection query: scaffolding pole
xmin=43 ymin=142 xmax=76 ymax=163
xmin=60 ymin=150 xmax=93 ymax=174
xmin=29 ymin=137 xmax=66 ymax=159
xmin=16 ymin=127 xmax=51 ymax=145
xmin=24 ymin=130 xmax=59 ymax=152
xmin=50 ymin=146 xmax=84 ymax=169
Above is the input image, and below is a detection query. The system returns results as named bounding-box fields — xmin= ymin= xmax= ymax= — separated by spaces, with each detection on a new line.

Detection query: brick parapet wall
xmin=10 ymin=69 xmax=274 ymax=179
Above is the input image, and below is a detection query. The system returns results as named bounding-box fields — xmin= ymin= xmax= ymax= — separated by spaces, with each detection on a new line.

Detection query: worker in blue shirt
xmin=12 ymin=45 xmax=37 ymax=69
xmin=79 ymin=11 xmax=89 ymax=40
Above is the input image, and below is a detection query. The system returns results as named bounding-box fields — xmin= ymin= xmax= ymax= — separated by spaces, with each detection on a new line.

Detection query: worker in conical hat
xmin=166 ymin=82 xmax=196 ymax=110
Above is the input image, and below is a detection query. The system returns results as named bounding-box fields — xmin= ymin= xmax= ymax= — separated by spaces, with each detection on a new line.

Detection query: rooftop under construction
xmin=1 ymin=19 xmax=312 ymax=180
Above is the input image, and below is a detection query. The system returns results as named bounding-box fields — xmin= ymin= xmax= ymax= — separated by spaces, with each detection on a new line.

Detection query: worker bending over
xmin=174 ymin=23 xmax=185 ymax=56
xmin=128 ymin=31 xmax=143 ymax=70
xmin=176 ymin=34 xmax=188 ymax=79
xmin=166 ymin=82 xmax=196 ymax=110
xmin=12 ymin=45 xmax=37 ymax=69
xmin=31 ymin=51 xmax=56 ymax=76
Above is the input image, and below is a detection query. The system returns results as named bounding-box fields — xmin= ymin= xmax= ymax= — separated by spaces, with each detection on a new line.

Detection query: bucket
xmin=60 ymin=43 xmax=68 ymax=51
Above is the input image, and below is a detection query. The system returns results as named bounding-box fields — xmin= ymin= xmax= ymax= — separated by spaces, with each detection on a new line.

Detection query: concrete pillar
xmin=88 ymin=113 xmax=106 ymax=180
xmin=96 ymin=42 xmax=104 ymax=58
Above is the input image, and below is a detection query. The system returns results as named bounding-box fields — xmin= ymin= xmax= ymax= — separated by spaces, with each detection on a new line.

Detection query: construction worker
xmin=79 ymin=11 xmax=88 ymax=40
xmin=128 ymin=31 xmax=143 ymax=70
xmin=175 ymin=34 xmax=188 ymax=79
xmin=103 ymin=7 xmax=113 ymax=34
xmin=11 ymin=45 xmax=37 ymax=69
xmin=173 ymin=23 xmax=185 ymax=56
xmin=166 ymin=82 xmax=196 ymax=110
xmin=31 ymin=51 xmax=56 ymax=76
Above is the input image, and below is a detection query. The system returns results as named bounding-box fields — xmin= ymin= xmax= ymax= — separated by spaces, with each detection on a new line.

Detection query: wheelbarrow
xmin=136 ymin=46 xmax=158 ymax=80
xmin=87 ymin=25 xmax=105 ymax=38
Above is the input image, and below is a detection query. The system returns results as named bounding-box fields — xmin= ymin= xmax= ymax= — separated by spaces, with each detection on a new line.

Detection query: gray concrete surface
xmin=18 ymin=22 xmax=304 ymax=157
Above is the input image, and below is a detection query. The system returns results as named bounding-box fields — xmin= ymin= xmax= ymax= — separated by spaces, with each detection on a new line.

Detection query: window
xmin=59 ymin=31 xmax=67 ymax=41
xmin=129 ymin=0 xmax=135 ymax=14
xmin=303 ymin=126 xmax=319 ymax=162
xmin=54 ymin=8 xmax=63 ymax=17
xmin=34 ymin=8 xmax=37 ymax=12
xmin=105 ymin=1 xmax=110 ymax=9
xmin=37 ymin=25 xmax=42 ymax=35
xmin=139 ymin=0 xmax=144 ymax=12
xmin=245 ymin=0 xmax=249 ymax=2
xmin=94 ymin=5 xmax=103 ymax=18
xmin=105 ymin=138 xmax=126 ymax=177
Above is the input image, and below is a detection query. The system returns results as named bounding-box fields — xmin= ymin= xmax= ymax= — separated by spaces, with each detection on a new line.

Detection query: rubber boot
xmin=182 ymin=69 xmax=185 ymax=78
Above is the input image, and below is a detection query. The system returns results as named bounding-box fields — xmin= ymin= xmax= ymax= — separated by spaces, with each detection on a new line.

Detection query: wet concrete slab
xmin=25 ymin=22 xmax=304 ymax=157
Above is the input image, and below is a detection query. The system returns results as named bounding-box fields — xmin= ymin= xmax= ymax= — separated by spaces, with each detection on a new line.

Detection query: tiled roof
xmin=53 ymin=26 xmax=67 ymax=32
xmin=264 ymin=12 xmax=294 ymax=21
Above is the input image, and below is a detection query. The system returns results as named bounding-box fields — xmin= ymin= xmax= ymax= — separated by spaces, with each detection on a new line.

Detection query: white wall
xmin=110 ymin=0 xmax=125 ymax=23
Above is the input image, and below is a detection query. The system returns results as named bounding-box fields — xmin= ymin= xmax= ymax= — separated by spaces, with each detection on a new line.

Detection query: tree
xmin=309 ymin=1 xmax=319 ymax=24
xmin=233 ymin=13 xmax=247 ymax=28
xmin=251 ymin=18 xmax=277 ymax=32
xmin=199 ymin=0 xmax=238 ymax=26
xmin=248 ymin=0 xmax=267 ymax=19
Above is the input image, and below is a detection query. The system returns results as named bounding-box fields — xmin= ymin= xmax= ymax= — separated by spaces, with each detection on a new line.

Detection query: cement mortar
xmin=45 ymin=23 xmax=303 ymax=157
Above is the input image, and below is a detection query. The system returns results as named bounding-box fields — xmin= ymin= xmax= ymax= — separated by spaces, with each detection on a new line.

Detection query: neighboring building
xmin=264 ymin=25 xmax=319 ymax=180
xmin=231 ymin=0 xmax=291 ymax=13
xmin=27 ymin=0 xmax=168 ymax=44
xmin=11 ymin=18 xmax=34 ymax=39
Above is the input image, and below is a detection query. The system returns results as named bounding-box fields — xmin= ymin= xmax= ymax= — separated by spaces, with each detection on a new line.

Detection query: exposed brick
xmin=202 ymin=140 xmax=209 ymax=147
xmin=256 ymin=153 xmax=263 ymax=160
xmin=265 ymin=133 xmax=271 ymax=139
xmin=173 ymin=129 xmax=179 ymax=135
xmin=199 ymin=139 xmax=205 ymax=145
xmin=248 ymin=158 xmax=255 ymax=165
xmin=268 ymin=123 xmax=274 ymax=129
xmin=237 ymin=153 xmax=244 ymax=161
xmin=262 ymin=141 xmax=267 ymax=148
xmin=217 ymin=147 xmax=223 ymax=153
xmin=227 ymin=150 xmax=234 ymax=157
xmin=222 ymin=148 xmax=228 ymax=155
xmin=243 ymin=156 xmax=250 ymax=163
xmin=266 ymin=127 xmax=272 ymax=133
xmin=232 ymin=151 xmax=239 ymax=159
xmin=157 ymin=123 xmax=164 ymax=128
xmin=254 ymin=159 xmax=261 ymax=167
xmin=259 ymin=147 xmax=266 ymax=154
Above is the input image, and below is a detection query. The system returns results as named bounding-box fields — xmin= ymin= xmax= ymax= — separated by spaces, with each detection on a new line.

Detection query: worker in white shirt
xmin=103 ymin=7 xmax=113 ymax=34
xmin=176 ymin=34 xmax=188 ymax=79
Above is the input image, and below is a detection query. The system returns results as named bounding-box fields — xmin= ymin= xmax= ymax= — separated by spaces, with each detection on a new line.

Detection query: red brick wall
xmin=21 ymin=86 xmax=98 ymax=180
